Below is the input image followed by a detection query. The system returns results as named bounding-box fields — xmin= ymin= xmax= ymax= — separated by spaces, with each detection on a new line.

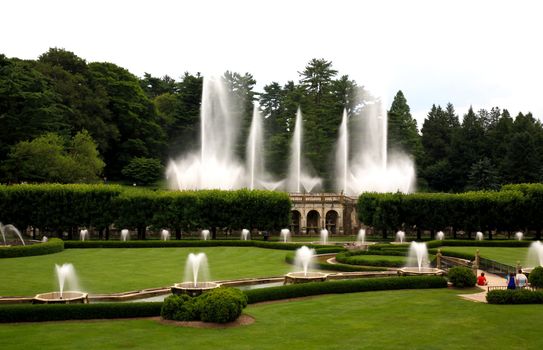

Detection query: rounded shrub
xmin=161 ymin=294 xmax=198 ymax=321
xmin=528 ymin=266 xmax=543 ymax=288
xmin=197 ymin=287 xmax=248 ymax=323
xmin=447 ymin=266 xmax=476 ymax=288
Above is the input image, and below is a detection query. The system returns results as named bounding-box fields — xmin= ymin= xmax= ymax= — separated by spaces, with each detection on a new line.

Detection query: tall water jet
xmin=201 ymin=229 xmax=210 ymax=241
xmin=436 ymin=231 xmax=445 ymax=240
xmin=121 ymin=229 xmax=129 ymax=241
xmin=515 ymin=231 xmax=523 ymax=241
xmin=293 ymin=246 xmax=315 ymax=276
xmin=241 ymin=229 xmax=250 ymax=241
xmin=475 ymin=231 xmax=484 ymax=241
xmin=166 ymin=77 xmax=245 ymax=190
xmin=357 ymin=229 xmax=366 ymax=244
xmin=55 ymin=263 xmax=79 ymax=298
xmin=161 ymin=229 xmax=170 ymax=241
xmin=79 ymin=229 xmax=88 ymax=241
xmin=320 ymin=229 xmax=329 ymax=245
xmin=246 ymin=105 xmax=264 ymax=190
xmin=280 ymin=229 xmax=291 ymax=243
xmin=399 ymin=242 xmax=444 ymax=276
xmin=396 ymin=230 xmax=405 ymax=243
xmin=0 ymin=222 xmax=25 ymax=246
xmin=336 ymin=97 xmax=415 ymax=195
xmin=286 ymin=108 xmax=321 ymax=193
xmin=335 ymin=109 xmax=349 ymax=193
xmin=285 ymin=246 xmax=328 ymax=283
xmin=172 ymin=252 xmax=219 ymax=296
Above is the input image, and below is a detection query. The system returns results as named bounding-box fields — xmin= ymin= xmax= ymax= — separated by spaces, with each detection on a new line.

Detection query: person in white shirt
xmin=516 ymin=269 xmax=528 ymax=288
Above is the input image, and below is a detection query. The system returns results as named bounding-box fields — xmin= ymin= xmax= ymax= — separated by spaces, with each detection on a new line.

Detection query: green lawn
xmin=441 ymin=246 xmax=528 ymax=266
xmin=0 ymin=247 xmax=290 ymax=296
xmin=1 ymin=288 xmax=542 ymax=349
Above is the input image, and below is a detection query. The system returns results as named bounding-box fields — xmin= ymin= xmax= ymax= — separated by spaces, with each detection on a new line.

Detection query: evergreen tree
xmin=387 ymin=90 xmax=422 ymax=161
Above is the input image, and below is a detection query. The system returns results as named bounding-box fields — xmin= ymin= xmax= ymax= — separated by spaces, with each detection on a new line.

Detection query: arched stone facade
xmin=289 ymin=193 xmax=359 ymax=235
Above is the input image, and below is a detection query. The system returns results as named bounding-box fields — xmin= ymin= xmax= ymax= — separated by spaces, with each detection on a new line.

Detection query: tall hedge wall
xmin=0 ymin=185 xmax=291 ymax=239
xmin=357 ymin=184 xmax=542 ymax=239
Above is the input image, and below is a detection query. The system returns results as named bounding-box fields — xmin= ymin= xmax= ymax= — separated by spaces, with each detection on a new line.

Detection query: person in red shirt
xmin=477 ymin=272 xmax=488 ymax=286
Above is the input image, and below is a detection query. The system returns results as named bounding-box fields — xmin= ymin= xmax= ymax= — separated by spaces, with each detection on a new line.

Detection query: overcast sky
xmin=2 ymin=0 xmax=542 ymax=127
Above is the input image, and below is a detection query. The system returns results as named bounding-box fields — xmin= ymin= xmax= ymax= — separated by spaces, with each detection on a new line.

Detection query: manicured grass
xmin=441 ymin=246 xmax=528 ymax=266
xmin=1 ymin=288 xmax=542 ymax=349
xmin=0 ymin=247 xmax=290 ymax=296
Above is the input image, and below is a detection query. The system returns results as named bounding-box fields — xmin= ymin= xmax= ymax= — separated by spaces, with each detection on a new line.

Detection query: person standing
xmin=507 ymin=272 xmax=516 ymax=290
xmin=516 ymin=269 xmax=528 ymax=289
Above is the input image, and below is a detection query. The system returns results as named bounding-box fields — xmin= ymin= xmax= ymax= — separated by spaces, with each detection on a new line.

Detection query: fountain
xmin=33 ymin=263 xmax=87 ymax=304
xmin=334 ymin=100 xmax=415 ymax=195
xmin=280 ymin=228 xmax=291 ymax=243
xmin=0 ymin=222 xmax=25 ymax=246
xmin=515 ymin=231 xmax=523 ymax=241
xmin=524 ymin=241 xmax=543 ymax=273
xmin=395 ymin=230 xmax=405 ymax=243
xmin=201 ymin=229 xmax=210 ymax=241
xmin=475 ymin=231 xmax=484 ymax=241
xmin=121 ymin=229 xmax=130 ymax=241
xmin=320 ymin=229 xmax=329 ymax=245
xmin=161 ymin=229 xmax=170 ymax=241
xmin=171 ymin=253 xmax=219 ymax=296
xmin=41 ymin=236 xmax=48 ymax=242
xmin=357 ymin=229 xmax=366 ymax=244
xmin=286 ymin=108 xmax=322 ymax=193
xmin=241 ymin=229 xmax=250 ymax=241
xmin=284 ymin=246 xmax=328 ymax=284
xmin=79 ymin=229 xmax=88 ymax=241
xmin=436 ymin=231 xmax=445 ymax=241
xmin=398 ymin=242 xmax=444 ymax=276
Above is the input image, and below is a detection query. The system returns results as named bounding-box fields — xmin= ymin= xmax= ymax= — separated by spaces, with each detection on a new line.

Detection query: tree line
xmin=1 ymin=48 xmax=542 ymax=192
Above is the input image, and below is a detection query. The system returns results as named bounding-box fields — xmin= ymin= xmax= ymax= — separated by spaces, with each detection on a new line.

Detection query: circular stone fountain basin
xmin=171 ymin=282 xmax=220 ymax=297
xmin=284 ymin=271 xmax=329 ymax=284
xmin=33 ymin=291 xmax=88 ymax=304
xmin=397 ymin=267 xmax=445 ymax=276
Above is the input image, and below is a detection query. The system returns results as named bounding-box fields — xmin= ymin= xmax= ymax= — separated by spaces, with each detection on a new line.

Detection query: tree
xmin=466 ymin=157 xmax=501 ymax=191
xmin=387 ymin=90 xmax=422 ymax=161
xmin=3 ymin=132 xmax=104 ymax=183
xmin=121 ymin=157 xmax=164 ymax=185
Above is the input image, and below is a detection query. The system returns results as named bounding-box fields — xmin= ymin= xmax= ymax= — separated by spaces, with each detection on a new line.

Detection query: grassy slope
xmin=0 ymin=247 xmax=290 ymax=296
xmin=1 ymin=288 xmax=542 ymax=349
xmin=440 ymin=246 xmax=529 ymax=266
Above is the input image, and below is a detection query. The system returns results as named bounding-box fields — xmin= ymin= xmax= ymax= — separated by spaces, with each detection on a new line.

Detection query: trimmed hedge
xmin=447 ymin=266 xmax=476 ymax=287
xmin=528 ymin=266 xmax=543 ymax=288
xmin=427 ymin=240 xmax=532 ymax=248
xmin=0 ymin=238 xmax=64 ymax=258
xmin=0 ymin=185 xmax=291 ymax=239
xmin=0 ymin=302 xmax=162 ymax=323
xmin=335 ymin=254 xmax=405 ymax=268
xmin=487 ymin=289 xmax=543 ymax=304
xmin=244 ymin=276 xmax=448 ymax=304
xmin=197 ymin=288 xmax=247 ymax=323
xmin=358 ymin=186 xmax=542 ymax=238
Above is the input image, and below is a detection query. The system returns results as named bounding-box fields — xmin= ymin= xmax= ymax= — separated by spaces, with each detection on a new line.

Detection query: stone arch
xmin=290 ymin=210 xmax=301 ymax=234
xmin=325 ymin=210 xmax=339 ymax=234
xmin=306 ymin=210 xmax=320 ymax=234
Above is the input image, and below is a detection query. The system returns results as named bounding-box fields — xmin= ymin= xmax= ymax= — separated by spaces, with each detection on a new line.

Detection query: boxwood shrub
xmin=528 ymin=266 xmax=543 ymax=288
xmin=244 ymin=276 xmax=447 ymax=304
xmin=197 ymin=287 xmax=248 ymax=323
xmin=0 ymin=302 xmax=162 ymax=323
xmin=0 ymin=238 xmax=64 ymax=258
xmin=161 ymin=294 xmax=198 ymax=321
xmin=447 ymin=266 xmax=476 ymax=287
xmin=487 ymin=289 xmax=543 ymax=304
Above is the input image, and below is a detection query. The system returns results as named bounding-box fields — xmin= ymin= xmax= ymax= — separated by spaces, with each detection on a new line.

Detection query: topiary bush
xmin=0 ymin=238 xmax=64 ymax=258
xmin=197 ymin=287 xmax=248 ymax=323
xmin=161 ymin=294 xmax=198 ymax=321
xmin=528 ymin=266 xmax=543 ymax=288
xmin=487 ymin=289 xmax=543 ymax=304
xmin=447 ymin=266 xmax=476 ymax=287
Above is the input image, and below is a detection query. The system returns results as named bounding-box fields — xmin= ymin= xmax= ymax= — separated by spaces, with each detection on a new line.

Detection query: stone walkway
xmin=458 ymin=269 xmax=507 ymax=303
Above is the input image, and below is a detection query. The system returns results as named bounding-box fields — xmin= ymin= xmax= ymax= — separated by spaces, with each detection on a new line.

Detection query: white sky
xmin=2 ymin=0 xmax=543 ymax=127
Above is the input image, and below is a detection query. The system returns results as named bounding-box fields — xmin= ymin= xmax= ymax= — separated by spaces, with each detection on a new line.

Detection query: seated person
xmin=516 ymin=269 xmax=528 ymax=288
xmin=507 ymin=272 xmax=516 ymax=290
xmin=477 ymin=272 xmax=487 ymax=286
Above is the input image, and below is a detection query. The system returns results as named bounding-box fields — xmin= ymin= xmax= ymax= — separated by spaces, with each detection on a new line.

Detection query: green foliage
xmin=528 ymin=266 xmax=543 ymax=288
xmin=335 ymin=252 xmax=405 ymax=267
xmin=244 ymin=276 xmax=448 ymax=304
xmin=387 ymin=90 xmax=422 ymax=161
xmin=0 ymin=238 xmax=64 ymax=258
xmin=121 ymin=157 xmax=163 ymax=185
xmin=161 ymin=294 xmax=198 ymax=321
xmin=0 ymin=302 xmax=162 ymax=323
xmin=447 ymin=266 xmax=476 ymax=288
xmin=284 ymin=252 xmax=385 ymax=272
xmin=486 ymin=289 xmax=543 ymax=304
xmin=197 ymin=287 xmax=248 ymax=323
xmin=3 ymin=131 xmax=104 ymax=183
